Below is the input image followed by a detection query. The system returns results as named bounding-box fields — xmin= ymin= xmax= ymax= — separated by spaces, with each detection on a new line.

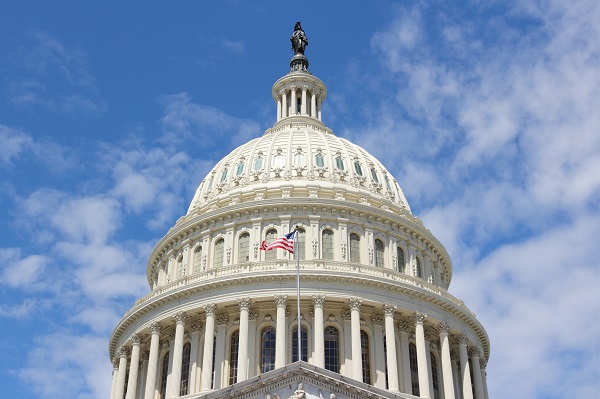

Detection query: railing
xmin=127 ymin=261 xmax=469 ymax=319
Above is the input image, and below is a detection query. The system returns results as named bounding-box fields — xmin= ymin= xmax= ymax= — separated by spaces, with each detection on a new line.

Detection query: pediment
xmin=184 ymin=361 xmax=414 ymax=399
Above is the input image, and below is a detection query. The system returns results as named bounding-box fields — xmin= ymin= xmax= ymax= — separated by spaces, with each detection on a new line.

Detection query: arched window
xmin=431 ymin=351 xmax=440 ymax=399
xmin=292 ymin=326 xmax=308 ymax=362
xmin=229 ymin=330 xmax=239 ymax=385
xmin=294 ymin=151 xmax=305 ymax=168
xmin=397 ymin=246 xmax=405 ymax=273
xmin=409 ymin=343 xmax=420 ymax=396
xmin=416 ymin=257 xmax=423 ymax=278
xmin=238 ymin=233 xmax=250 ymax=263
xmin=272 ymin=149 xmax=285 ymax=168
xmin=265 ymin=229 xmax=277 ymax=261
xmin=206 ymin=176 xmax=214 ymax=192
xmin=220 ymin=167 xmax=228 ymax=183
xmin=159 ymin=351 xmax=170 ymax=399
xmin=384 ymin=175 xmax=392 ymax=191
xmin=253 ymin=156 xmax=263 ymax=171
xmin=235 ymin=161 xmax=244 ymax=176
xmin=354 ymin=161 xmax=363 ymax=176
xmin=361 ymin=330 xmax=372 ymax=384
xmin=335 ymin=156 xmax=345 ymax=170
xmin=315 ymin=152 xmax=325 ymax=168
xmin=214 ymin=238 xmax=225 ymax=267
xmin=296 ymin=228 xmax=306 ymax=261
xmin=322 ymin=230 xmax=333 ymax=260
xmin=193 ymin=246 xmax=203 ymax=273
xmin=177 ymin=255 xmax=184 ymax=278
xmin=260 ymin=327 xmax=276 ymax=373
xmin=370 ymin=167 xmax=379 ymax=183
xmin=375 ymin=239 xmax=384 ymax=268
xmin=180 ymin=342 xmax=191 ymax=395
xmin=349 ymin=233 xmax=360 ymax=263
xmin=324 ymin=326 xmax=339 ymax=373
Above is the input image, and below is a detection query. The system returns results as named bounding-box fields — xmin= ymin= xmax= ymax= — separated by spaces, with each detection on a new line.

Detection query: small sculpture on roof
xmin=291 ymin=22 xmax=308 ymax=54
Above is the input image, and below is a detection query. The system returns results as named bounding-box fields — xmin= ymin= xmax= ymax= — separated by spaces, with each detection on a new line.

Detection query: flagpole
xmin=295 ymin=225 xmax=301 ymax=362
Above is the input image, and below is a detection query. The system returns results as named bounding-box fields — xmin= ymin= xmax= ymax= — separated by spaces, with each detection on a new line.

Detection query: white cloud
xmin=0 ymin=125 xmax=33 ymax=165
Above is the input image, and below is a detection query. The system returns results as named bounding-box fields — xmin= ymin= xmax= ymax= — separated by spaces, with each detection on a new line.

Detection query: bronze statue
xmin=291 ymin=22 xmax=308 ymax=55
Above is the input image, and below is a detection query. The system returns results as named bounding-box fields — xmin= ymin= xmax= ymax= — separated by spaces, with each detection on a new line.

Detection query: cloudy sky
xmin=1 ymin=1 xmax=599 ymax=398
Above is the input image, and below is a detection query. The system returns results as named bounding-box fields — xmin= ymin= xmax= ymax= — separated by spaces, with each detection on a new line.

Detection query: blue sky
xmin=1 ymin=1 xmax=599 ymax=398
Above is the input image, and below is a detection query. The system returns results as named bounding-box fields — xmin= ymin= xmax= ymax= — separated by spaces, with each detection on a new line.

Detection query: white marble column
xmin=481 ymin=364 xmax=489 ymax=399
xmin=470 ymin=348 xmax=485 ymax=399
xmin=213 ymin=313 xmax=228 ymax=389
xmin=413 ymin=312 xmax=430 ymax=398
xmin=189 ymin=321 xmax=202 ymax=394
xmin=281 ymin=92 xmax=287 ymax=119
xmin=301 ymin=86 xmax=307 ymax=115
xmin=291 ymin=87 xmax=297 ymax=115
xmin=274 ymin=295 xmax=288 ymax=368
xmin=459 ymin=335 xmax=474 ymax=399
xmin=312 ymin=295 xmax=326 ymax=368
xmin=310 ymin=92 xmax=317 ymax=118
xmin=437 ymin=322 xmax=455 ymax=399
xmin=168 ymin=312 xmax=187 ymax=397
xmin=137 ymin=351 xmax=149 ymax=399
xmin=110 ymin=359 xmax=119 ymax=399
xmin=383 ymin=304 xmax=400 ymax=392
xmin=341 ymin=309 xmax=352 ymax=377
xmin=277 ymin=93 xmax=282 ymax=121
xmin=349 ymin=297 xmax=363 ymax=382
xmin=125 ymin=334 xmax=142 ymax=399
xmin=201 ymin=304 xmax=216 ymax=391
xmin=399 ymin=322 xmax=412 ymax=394
xmin=317 ymin=96 xmax=322 ymax=120
xmin=114 ymin=346 xmax=129 ymax=399
xmin=237 ymin=298 xmax=250 ymax=382
xmin=144 ymin=322 xmax=161 ymax=399
xmin=451 ymin=350 xmax=461 ymax=399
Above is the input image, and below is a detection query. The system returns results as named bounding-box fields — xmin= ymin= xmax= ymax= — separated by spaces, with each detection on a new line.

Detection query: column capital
xmin=383 ymin=303 xmax=397 ymax=316
xmin=150 ymin=321 xmax=162 ymax=334
xmin=412 ymin=311 xmax=427 ymax=323
xmin=468 ymin=347 xmax=480 ymax=357
xmin=349 ymin=297 xmax=363 ymax=311
xmin=312 ymin=294 xmax=326 ymax=307
xmin=203 ymin=303 xmax=217 ymax=316
xmin=112 ymin=358 xmax=120 ymax=369
xmin=458 ymin=334 xmax=469 ymax=345
xmin=437 ymin=321 xmax=450 ymax=333
xmin=118 ymin=346 xmax=129 ymax=358
xmin=174 ymin=311 xmax=188 ymax=324
xmin=131 ymin=333 xmax=144 ymax=345
xmin=274 ymin=295 xmax=288 ymax=307
xmin=238 ymin=297 xmax=251 ymax=311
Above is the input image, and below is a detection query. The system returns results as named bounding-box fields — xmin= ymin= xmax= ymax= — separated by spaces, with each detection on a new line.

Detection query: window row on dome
xmin=152 ymin=224 xmax=445 ymax=289
xmin=201 ymin=148 xmax=400 ymax=196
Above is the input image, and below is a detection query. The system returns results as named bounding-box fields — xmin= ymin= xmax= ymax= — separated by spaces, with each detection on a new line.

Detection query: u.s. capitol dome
xmin=108 ymin=23 xmax=490 ymax=399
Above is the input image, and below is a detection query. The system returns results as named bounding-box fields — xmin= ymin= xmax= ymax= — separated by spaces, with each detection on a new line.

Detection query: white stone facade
xmin=108 ymin=32 xmax=490 ymax=399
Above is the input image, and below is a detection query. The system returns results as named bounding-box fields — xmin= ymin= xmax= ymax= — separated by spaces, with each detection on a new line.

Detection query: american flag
xmin=260 ymin=231 xmax=295 ymax=254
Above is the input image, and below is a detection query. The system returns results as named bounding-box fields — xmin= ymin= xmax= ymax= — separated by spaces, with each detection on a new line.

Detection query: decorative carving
xmin=368 ymin=247 xmax=373 ymax=264
xmin=254 ymin=242 xmax=260 ymax=259
xmin=312 ymin=240 xmax=318 ymax=256
xmin=398 ymin=321 xmax=410 ymax=332
xmin=238 ymin=297 xmax=251 ymax=311
xmin=458 ymin=334 xmax=469 ymax=345
xmin=359 ymin=197 xmax=369 ymax=205
xmin=327 ymin=314 xmax=336 ymax=322
xmin=308 ymin=189 xmax=318 ymax=198
xmin=341 ymin=308 xmax=351 ymax=320
xmin=430 ymin=342 xmax=438 ymax=350
xmin=413 ymin=311 xmax=427 ymax=323
xmin=383 ymin=303 xmax=397 ymax=316
xmin=190 ymin=321 xmax=203 ymax=332
xmin=312 ymin=295 xmax=326 ymax=307
xmin=371 ymin=314 xmax=384 ymax=325
xmin=289 ymin=382 xmax=306 ymax=399
xmin=150 ymin=322 xmax=162 ymax=334
xmin=340 ymin=242 xmax=346 ymax=259
xmin=248 ymin=308 xmax=259 ymax=320
xmin=118 ymin=346 xmax=129 ymax=358
xmin=226 ymin=247 xmax=232 ymax=264
xmin=255 ymin=192 xmax=265 ymax=201
xmin=334 ymin=192 xmax=345 ymax=201
xmin=285 ymin=307 xmax=291 ymax=317
xmin=203 ymin=303 xmax=217 ymax=316
xmin=161 ymin=341 xmax=170 ymax=350
xmin=174 ymin=311 xmax=188 ymax=324
xmin=468 ymin=347 xmax=480 ymax=357
xmin=281 ymin=189 xmax=291 ymax=198
xmin=348 ymin=297 xmax=363 ymax=311
xmin=274 ymin=295 xmax=288 ymax=307
xmin=217 ymin=313 xmax=229 ymax=325
xmin=264 ymin=314 xmax=273 ymax=322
